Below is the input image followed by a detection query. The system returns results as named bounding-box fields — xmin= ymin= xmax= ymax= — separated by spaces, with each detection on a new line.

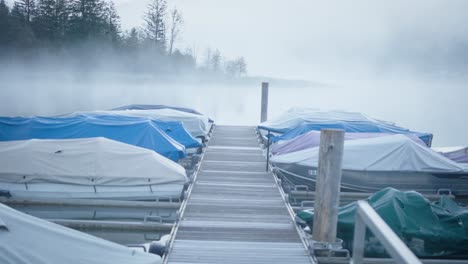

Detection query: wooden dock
xmin=165 ymin=125 xmax=314 ymax=264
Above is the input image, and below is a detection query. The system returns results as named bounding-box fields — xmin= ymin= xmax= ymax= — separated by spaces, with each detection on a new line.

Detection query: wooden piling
xmin=261 ymin=82 xmax=269 ymax=122
xmin=312 ymin=129 xmax=345 ymax=243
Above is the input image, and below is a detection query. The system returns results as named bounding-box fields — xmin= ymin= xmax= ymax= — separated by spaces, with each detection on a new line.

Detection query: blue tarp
xmin=0 ymin=115 xmax=186 ymax=161
xmin=271 ymin=121 xmax=433 ymax=146
xmin=111 ymin=104 xmax=214 ymax=122
xmin=84 ymin=114 xmax=201 ymax=149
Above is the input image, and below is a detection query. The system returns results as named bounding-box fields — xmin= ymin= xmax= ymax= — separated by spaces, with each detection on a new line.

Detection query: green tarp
xmin=297 ymin=188 xmax=468 ymax=258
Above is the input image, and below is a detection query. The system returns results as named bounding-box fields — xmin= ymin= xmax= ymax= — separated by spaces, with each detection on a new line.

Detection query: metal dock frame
xmin=164 ymin=125 xmax=315 ymax=264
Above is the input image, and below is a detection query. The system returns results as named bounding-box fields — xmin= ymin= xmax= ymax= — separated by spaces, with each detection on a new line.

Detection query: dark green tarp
xmin=297 ymin=188 xmax=468 ymax=258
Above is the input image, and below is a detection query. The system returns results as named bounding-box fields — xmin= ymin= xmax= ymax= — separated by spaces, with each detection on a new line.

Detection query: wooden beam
xmin=260 ymin=82 xmax=269 ymax=122
xmin=312 ymin=129 xmax=345 ymax=243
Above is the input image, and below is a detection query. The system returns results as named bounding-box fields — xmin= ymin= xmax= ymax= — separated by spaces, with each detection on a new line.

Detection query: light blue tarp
xmin=269 ymin=121 xmax=433 ymax=146
xmin=0 ymin=115 xmax=186 ymax=161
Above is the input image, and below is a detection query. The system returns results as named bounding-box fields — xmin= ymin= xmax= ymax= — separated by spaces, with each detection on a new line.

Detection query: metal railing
xmin=352 ymin=200 xmax=422 ymax=264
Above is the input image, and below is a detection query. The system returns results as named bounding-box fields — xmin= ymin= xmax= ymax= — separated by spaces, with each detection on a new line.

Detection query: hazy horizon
xmin=1 ymin=0 xmax=468 ymax=148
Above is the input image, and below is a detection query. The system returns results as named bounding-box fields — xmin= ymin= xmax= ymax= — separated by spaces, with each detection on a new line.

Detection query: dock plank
xmin=166 ymin=126 xmax=313 ymax=264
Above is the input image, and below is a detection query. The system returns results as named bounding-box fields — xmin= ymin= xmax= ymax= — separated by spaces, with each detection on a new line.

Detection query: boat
xmin=271 ymin=134 xmax=468 ymax=195
xmin=0 ymin=138 xmax=188 ymax=200
xmin=296 ymin=188 xmax=468 ymax=258
xmin=258 ymin=108 xmax=433 ymax=146
xmin=0 ymin=115 xmax=186 ymax=161
xmin=111 ymin=104 xmax=214 ymax=122
xmin=271 ymin=131 xmax=425 ymax=156
xmin=0 ymin=203 xmax=161 ymax=264
xmin=433 ymin=146 xmax=468 ymax=163
xmin=84 ymin=114 xmax=201 ymax=150
xmin=62 ymin=109 xmax=213 ymax=141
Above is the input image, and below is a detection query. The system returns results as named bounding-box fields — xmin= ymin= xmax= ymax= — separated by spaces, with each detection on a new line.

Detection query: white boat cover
xmin=259 ymin=107 xmax=394 ymax=132
xmin=271 ymin=134 xmax=468 ymax=173
xmin=63 ymin=109 xmax=211 ymax=138
xmin=0 ymin=203 xmax=161 ymax=264
xmin=0 ymin=138 xmax=187 ymax=186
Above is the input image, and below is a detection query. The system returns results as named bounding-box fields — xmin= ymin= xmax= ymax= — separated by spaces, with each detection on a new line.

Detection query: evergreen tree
xmin=9 ymin=2 xmax=35 ymax=46
xmin=144 ymin=0 xmax=167 ymax=52
xmin=55 ymin=0 xmax=71 ymax=43
xmin=104 ymin=0 xmax=120 ymax=45
xmin=32 ymin=0 xmax=70 ymax=44
xmin=123 ymin=27 xmax=139 ymax=50
xmin=0 ymin=0 xmax=11 ymax=45
xmin=33 ymin=0 xmax=56 ymax=41
xmin=15 ymin=0 xmax=37 ymax=23
xmin=69 ymin=0 xmax=106 ymax=40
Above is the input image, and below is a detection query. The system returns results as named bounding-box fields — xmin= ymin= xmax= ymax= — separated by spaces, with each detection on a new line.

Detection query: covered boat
xmin=63 ymin=109 xmax=212 ymax=140
xmin=112 ymin=104 xmax=214 ymax=122
xmin=112 ymin=104 xmax=205 ymax=117
xmin=85 ymin=114 xmax=201 ymax=149
xmin=271 ymin=134 xmax=468 ymax=195
xmin=433 ymin=146 xmax=468 ymax=163
xmin=0 ymin=203 xmax=161 ymax=264
xmin=0 ymin=115 xmax=186 ymax=161
xmin=0 ymin=138 xmax=188 ymax=200
xmin=258 ymin=108 xmax=433 ymax=146
xmin=271 ymin=131 xmax=425 ymax=155
xmin=297 ymin=188 xmax=468 ymax=258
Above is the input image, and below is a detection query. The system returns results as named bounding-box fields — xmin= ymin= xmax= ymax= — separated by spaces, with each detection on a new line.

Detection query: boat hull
xmin=0 ymin=182 xmax=185 ymax=201
xmin=274 ymin=163 xmax=468 ymax=195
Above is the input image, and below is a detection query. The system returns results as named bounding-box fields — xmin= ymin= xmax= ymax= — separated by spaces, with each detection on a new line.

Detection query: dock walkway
xmin=166 ymin=125 xmax=313 ymax=264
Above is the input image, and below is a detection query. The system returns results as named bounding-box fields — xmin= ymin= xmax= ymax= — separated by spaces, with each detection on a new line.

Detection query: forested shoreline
xmin=0 ymin=0 xmax=247 ymax=77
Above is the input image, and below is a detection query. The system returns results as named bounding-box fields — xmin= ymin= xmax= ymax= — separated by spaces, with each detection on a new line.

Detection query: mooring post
xmin=260 ymin=82 xmax=269 ymax=123
xmin=266 ymin=130 xmax=271 ymax=172
xmin=312 ymin=129 xmax=345 ymax=243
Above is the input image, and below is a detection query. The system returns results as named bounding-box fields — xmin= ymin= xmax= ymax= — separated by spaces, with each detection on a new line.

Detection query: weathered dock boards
xmin=166 ymin=125 xmax=313 ymax=264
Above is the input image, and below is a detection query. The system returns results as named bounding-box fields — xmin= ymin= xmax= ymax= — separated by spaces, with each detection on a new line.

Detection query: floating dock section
xmin=166 ymin=126 xmax=314 ymax=264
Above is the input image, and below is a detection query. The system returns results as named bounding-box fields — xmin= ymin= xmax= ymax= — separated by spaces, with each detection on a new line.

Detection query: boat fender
xmin=148 ymin=242 xmax=165 ymax=257
xmin=148 ymin=235 xmax=171 ymax=257
xmin=0 ymin=190 xmax=11 ymax=198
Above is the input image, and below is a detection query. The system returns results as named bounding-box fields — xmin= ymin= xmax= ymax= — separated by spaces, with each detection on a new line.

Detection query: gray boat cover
xmin=271 ymin=134 xmax=468 ymax=173
xmin=433 ymin=146 xmax=468 ymax=163
xmin=0 ymin=203 xmax=161 ymax=264
xmin=62 ymin=109 xmax=211 ymax=138
xmin=0 ymin=138 xmax=187 ymax=186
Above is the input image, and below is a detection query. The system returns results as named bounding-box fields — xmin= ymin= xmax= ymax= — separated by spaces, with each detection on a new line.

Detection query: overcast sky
xmin=114 ymin=0 xmax=468 ymax=79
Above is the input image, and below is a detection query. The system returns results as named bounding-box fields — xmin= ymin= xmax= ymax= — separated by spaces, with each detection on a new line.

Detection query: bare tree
xmin=225 ymin=56 xmax=247 ymax=78
xmin=168 ymin=7 xmax=182 ymax=55
xmin=144 ymin=0 xmax=167 ymax=52
xmin=210 ymin=49 xmax=221 ymax=72
xmin=203 ymin=47 xmax=212 ymax=70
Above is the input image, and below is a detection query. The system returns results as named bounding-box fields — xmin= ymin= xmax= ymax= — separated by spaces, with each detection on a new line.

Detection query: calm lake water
xmin=1 ymin=72 xmax=467 ymax=147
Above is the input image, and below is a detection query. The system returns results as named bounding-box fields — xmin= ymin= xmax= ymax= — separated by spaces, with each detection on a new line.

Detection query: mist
xmin=1 ymin=0 xmax=468 ymax=148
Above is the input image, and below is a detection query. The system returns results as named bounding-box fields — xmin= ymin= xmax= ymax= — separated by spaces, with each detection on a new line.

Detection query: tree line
xmin=0 ymin=0 xmax=247 ymax=77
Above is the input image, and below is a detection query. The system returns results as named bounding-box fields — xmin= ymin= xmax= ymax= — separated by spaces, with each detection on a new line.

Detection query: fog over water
xmin=1 ymin=0 xmax=468 ymax=147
